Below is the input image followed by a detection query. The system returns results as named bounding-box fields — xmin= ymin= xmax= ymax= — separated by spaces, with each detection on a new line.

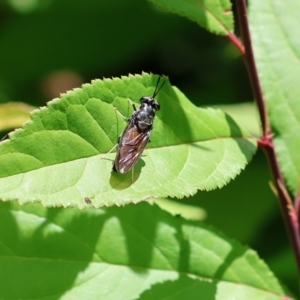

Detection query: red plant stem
xmin=235 ymin=0 xmax=300 ymax=276
xmin=295 ymin=193 xmax=300 ymax=218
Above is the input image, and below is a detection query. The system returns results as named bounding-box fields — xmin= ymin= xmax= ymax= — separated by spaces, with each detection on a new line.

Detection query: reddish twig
xmin=235 ymin=0 xmax=300 ymax=277
xmin=295 ymin=187 xmax=300 ymax=222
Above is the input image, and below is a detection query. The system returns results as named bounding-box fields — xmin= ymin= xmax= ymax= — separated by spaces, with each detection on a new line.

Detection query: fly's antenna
xmin=152 ymin=76 xmax=166 ymax=98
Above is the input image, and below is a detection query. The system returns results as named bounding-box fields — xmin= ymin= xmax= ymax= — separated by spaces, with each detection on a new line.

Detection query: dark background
xmin=0 ymin=0 xmax=296 ymax=295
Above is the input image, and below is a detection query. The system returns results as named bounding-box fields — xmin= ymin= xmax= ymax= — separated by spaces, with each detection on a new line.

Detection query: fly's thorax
xmin=135 ymin=110 xmax=154 ymax=131
xmin=134 ymin=97 xmax=160 ymax=132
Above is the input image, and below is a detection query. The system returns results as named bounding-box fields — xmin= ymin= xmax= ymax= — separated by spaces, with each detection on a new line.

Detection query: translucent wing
xmin=113 ymin=118 xmax=151 ymax=173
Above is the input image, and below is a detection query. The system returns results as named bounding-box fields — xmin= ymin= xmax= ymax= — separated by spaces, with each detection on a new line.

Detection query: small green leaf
xmin=0 ymin=102 xmax=33 ymax=132
xmin=149 ymin=0 xmax=234 ymax=35
xmin=0 ymin=202 xmax=290 ymax=299
xmin=0 ymin=73 xmax=256 ymax=208
xmin=249 ymin=0 xmax=300 ymax=194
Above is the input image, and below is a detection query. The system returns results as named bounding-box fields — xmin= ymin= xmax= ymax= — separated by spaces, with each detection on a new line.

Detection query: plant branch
xmin=235 ymin=0 xmax=300 ymax=276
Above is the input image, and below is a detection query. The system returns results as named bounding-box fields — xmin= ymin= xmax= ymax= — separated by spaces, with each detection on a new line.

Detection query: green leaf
xmin=0 ymin=102 xmax=33 ymax=132
xmin=249 ymin=0 xmax=300 ymax=194
xmin=213 ymin=103 xmax=261 ymax=137
xmin=0 ymin=202 xmax=290 ymax=299
xmin=0 ymin=73 xmax=256 ymax=208
xmin=151 ymin=198 xmax=206 ymax=221
xmin=149 ymin=0 xmax=234 ymax=35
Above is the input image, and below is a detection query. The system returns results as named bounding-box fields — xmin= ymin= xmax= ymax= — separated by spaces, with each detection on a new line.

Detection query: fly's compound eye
xmin=153 ymin=101 xmax=160 ymax=111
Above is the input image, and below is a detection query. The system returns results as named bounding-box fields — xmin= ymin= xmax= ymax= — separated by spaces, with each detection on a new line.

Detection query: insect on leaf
xmin=0 ymin=73 xmax=257 ymax=208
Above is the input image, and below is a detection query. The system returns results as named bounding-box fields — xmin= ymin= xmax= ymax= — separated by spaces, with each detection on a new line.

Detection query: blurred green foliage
xmin=0 ymin=0 xmax=296 ymax=295
xmin=0 ymin=0 xmax=251 ymax=106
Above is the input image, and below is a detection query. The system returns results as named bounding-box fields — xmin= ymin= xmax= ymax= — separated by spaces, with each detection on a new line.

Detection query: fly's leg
xmin=1 ymin=134 xmax=8 ymax=141
xmin=101 ymin=143 xmax=118 ymax=162
xmin=115 ymin=98 xmax=136 ymax=121
xmin=115 ymin=107 xmax=129 ymax=121
xmin=100 ymin=107 xmax=121 ymax=162
xmin=110 ymin=98 xmax=137 ymax=173
xmin=109 ymin=102 xmax=130 ymax=171
xmin=128 ymin=98 xmax=137 ymax=111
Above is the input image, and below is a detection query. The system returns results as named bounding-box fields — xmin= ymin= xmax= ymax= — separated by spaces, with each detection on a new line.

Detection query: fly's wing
xmin=113 ymin=120 xmax=151 ymax=173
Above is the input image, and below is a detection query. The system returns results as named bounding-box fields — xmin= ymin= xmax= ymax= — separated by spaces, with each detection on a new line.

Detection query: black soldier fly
xmin=113 ymin=76 xmax=165 ymax=174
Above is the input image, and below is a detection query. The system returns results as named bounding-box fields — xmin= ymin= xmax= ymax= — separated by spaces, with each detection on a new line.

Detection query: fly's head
xmin=140 ymin=96 xmax=160 ymax=113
